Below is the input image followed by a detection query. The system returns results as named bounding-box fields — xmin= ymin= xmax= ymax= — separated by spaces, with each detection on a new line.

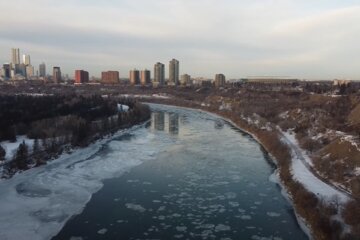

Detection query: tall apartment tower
xmin=39 ymin=63 xmax=46 ymax=77
xmin=140 ymin=69 xmax=151 ymax=86
xmin=154 ymin=62 xmax=165 ymax=86
xmin=11 ymin=48 xmax=20 ymax=65
xmin=129 ymin=69 xmax=140 ymax=85
xmin=2 ymin=64 xmax=11 ymax=79
xmin=214 ymin=74 xmax=226 ymax=87
xmin=53 ymin=67 xmax=61 ymax=83
xmin=169 ymin=58 xmax=179 ymax=86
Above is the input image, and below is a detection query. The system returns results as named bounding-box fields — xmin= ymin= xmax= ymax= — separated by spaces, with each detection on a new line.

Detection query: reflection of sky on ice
xmin=0 ymin=104 xmax=308 ymax=240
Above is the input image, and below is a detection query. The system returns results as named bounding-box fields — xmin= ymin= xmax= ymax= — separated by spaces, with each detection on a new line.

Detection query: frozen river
xmin=0 ymin=104 xmax=308 ymax=240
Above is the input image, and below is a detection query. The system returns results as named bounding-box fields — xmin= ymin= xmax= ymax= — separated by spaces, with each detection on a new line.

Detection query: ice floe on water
xmin=267 ymin=212 xmax=281 ymax=217
xmin=215 ymin=224 xmax=231 ymax=232
xmin=229 ymin=201 xmax=240 ymax=207
xmin=240 ymin=215 xmax=252 ymax=220
xmin=125 ymin=203 xmax=146 ymax=213
xmin=176 ymin=226 xmax=187 ymax=232
xmin=69 ymin=237 xmax=83 ymax=240
xmin=97 ymin=228 xmax=107 ymax=235
xmin=251 ymin=235 xmax=283 ymax=240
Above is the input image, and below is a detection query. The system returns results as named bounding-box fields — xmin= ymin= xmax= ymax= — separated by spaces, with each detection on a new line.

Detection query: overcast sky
xmin=0 ymin=0 xmax=359 ymax=79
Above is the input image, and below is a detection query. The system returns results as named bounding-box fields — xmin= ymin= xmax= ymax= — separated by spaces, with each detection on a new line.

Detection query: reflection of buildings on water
xmin=151 ymin=112 xmax=179 ymax=135
xmin=152 ymin=112 xmax=165 ymax=131
xmin=180 ymin=115 xmax=189 ymax=125
xmin=214 ymin=119 xmax=224 ymax=130
xmin=168 ymin=113 xmax=179 ymax=135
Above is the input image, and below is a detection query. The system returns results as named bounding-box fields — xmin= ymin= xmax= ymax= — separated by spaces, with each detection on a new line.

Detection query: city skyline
xmin=0 ymin=1 xmax=360 ymax=79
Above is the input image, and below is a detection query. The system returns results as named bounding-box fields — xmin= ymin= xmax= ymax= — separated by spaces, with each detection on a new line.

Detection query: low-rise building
xmin=75 ymin=70 xmax=89 ymax=84
xmin=101 ymin=71 xmax=120 ymax=84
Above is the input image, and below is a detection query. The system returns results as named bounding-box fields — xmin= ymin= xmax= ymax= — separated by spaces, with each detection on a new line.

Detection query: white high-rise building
xmin=26 ymin=65 xmax=34 ymax=79
xmin=23 ymin=54 xmax=31 ymax=65
xmin=11 ymin=48 xmax=20 ymax=65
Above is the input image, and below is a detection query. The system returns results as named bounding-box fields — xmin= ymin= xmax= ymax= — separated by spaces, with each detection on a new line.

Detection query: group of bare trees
xmin=0 ymin=95 xmax=151 ymax=177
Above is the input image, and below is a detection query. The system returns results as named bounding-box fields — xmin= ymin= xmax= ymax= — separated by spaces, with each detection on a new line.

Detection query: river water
xmin=51 ymin=104 xmax=307 ymax=240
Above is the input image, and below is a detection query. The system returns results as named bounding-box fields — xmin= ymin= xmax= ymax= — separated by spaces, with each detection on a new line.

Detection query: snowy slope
xmin=281 ymin=130 xmax=349 ymax=203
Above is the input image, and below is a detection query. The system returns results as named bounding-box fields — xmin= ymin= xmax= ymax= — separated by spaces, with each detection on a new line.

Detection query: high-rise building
xmin=75 ymin=70 xmax=89 ymax=84
xmin=140 ymin=69 xmax=151 ymax=86
xmin=26 ymin=65 xmax=34 ymax=79
xmin=101 ymin=71 xmax=120 ymax=84
xmin=154 ymin=62 xmax=165 ymax=86
xmin=169 ymin=58 xmax=179 ymax=86
xmin=39 ymin=63 xmax=46 ymax=77
xmin=23 ymin=54 xmax=31 ymax=65
xmin=129 ymin=69 xmax=140 ymax=85
xmin=17 ymin=64 xmax=27 ymax=77
xmin=2 ymin=64 xmax=11 ymax=79
xmin=214 ymin=74 xmax=226 ymax=87
xmin=53 ymin=67 xmax=61 ymax=83
xmin=11 ymin=48 xmax=20 ymax=65
xmin=180 ymin=74 xmax=191 ymax=86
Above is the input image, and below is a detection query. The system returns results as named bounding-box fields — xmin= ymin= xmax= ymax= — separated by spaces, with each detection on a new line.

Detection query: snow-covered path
xmin=280 ymin=130 xmax=350 ymax=203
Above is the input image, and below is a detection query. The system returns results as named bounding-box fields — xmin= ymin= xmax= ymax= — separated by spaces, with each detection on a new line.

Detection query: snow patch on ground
xmin=355 ymin=167 xmax=360 ymax=177
xmin=1 ymin=136 xmax=34 ymax=161
xmin=117 ymin=104 xmax=129 ymax=112
xmin=337 ymin=131 xmax=360 ymax=152
xmin=119 ymin=93 xmax=171 ymax=99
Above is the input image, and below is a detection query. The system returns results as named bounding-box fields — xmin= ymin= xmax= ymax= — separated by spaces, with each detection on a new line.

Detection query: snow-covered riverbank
xmin=0 ymin=123 xmax=159 ymax=240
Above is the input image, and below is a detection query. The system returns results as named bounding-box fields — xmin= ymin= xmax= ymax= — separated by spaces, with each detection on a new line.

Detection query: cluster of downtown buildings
xmin=0 ymin=48 xmax=47 ymax=81
xmin=1 ymin=48 xmax=227 ymax=87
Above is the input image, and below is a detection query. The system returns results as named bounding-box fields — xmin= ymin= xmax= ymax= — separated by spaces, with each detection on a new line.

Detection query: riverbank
xmin=143 ymin=100 xmax=353 ymax=240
